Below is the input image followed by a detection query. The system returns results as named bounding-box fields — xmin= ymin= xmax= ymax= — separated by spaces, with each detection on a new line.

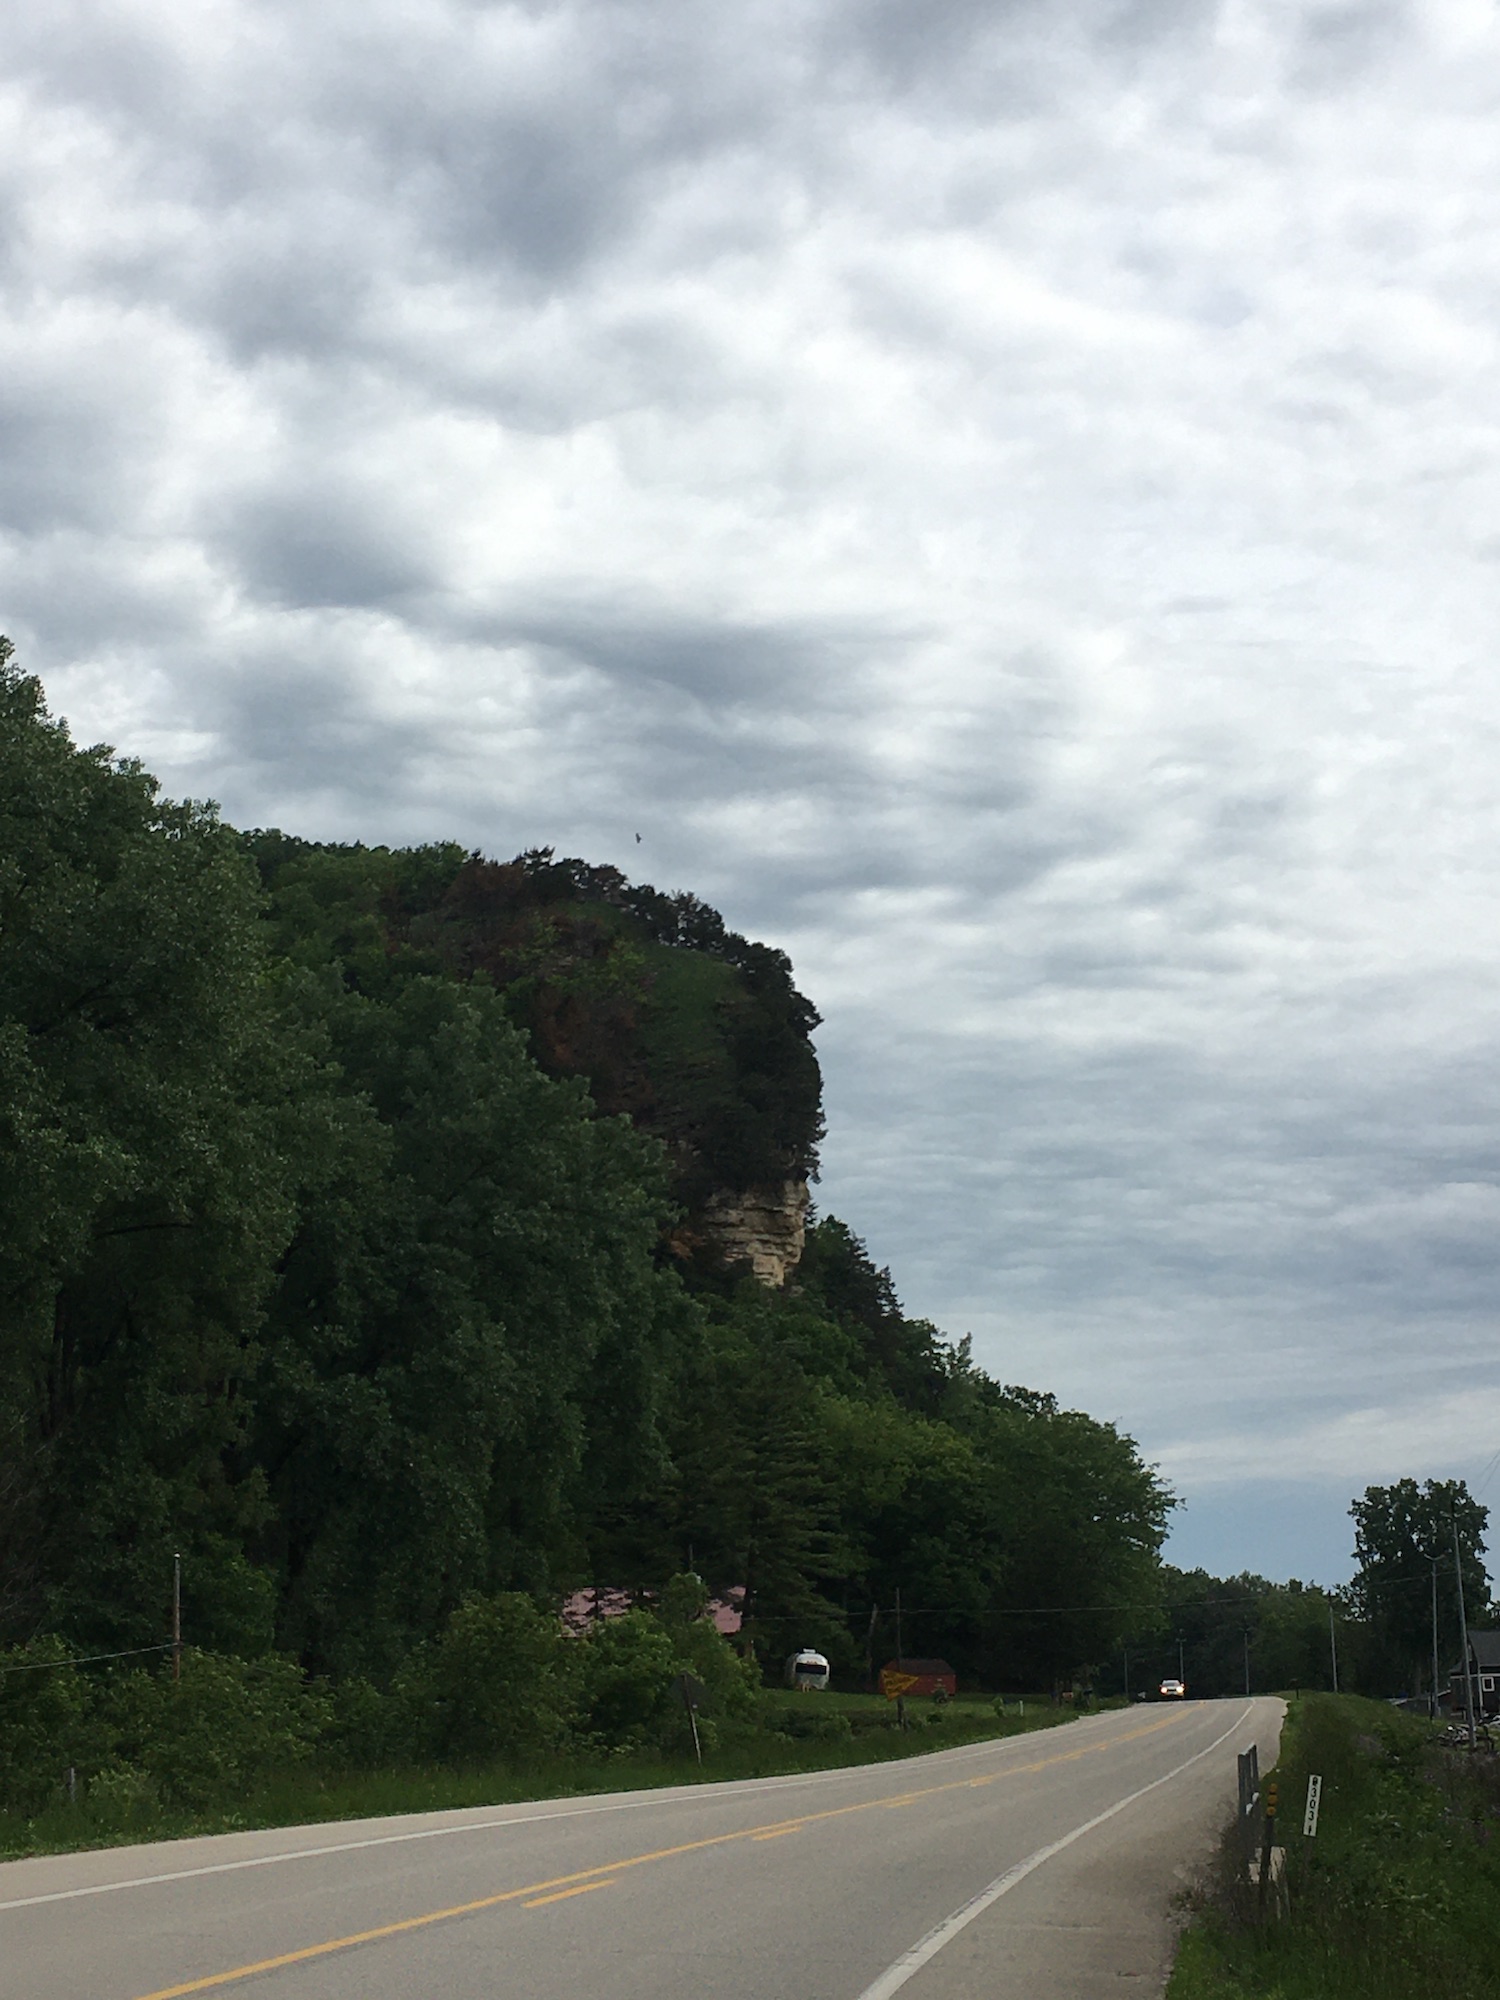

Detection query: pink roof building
xmin=560 ymin=1585 xmax=744 ymax=1636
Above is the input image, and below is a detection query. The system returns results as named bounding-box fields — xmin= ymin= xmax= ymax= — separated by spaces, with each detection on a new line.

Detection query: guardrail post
xmin=1237 ymin=1747 xmax=1261 ymax=1868
xmin=1257 ymin=1781 xmax=1279 ymax=1916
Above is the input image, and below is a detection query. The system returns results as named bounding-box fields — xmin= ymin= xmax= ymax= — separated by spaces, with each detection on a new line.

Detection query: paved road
xmin=3 ymin=1697 xmax=1282 ymax=2000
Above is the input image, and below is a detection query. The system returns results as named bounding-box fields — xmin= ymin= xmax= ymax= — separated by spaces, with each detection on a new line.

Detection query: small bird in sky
xmin=635 ymin=832 xmax=642 ymax=843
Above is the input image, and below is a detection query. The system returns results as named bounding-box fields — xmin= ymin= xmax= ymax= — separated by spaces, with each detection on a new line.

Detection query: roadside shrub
xmin=576 ymin=1610 xmax=679 ymax=1749
xmin=775 ymin=1708 xmax=851 ymax=1742
xmin=127 ymin=1652 xmax=326 ymax=1811
xmin=656 ymin=1573 xmax=762 ymax=1720
xmin=319 ymin=1674 xmax=397 ymax=1769
xmin=0 ymin=1640 xmax=93 ymax=1812
xmin=658 ymin=1572 xmax=711 ymax=1630
xmin=847 ymin=1709 xmax=900 ymax=1734
xmin=85 ymin=1760 xmax=159 ymax=1829
xmin=421 ymin=1594 xmax=576 ymax=1762
xmin=653 ymin=1701 xmax=726 ymax=1759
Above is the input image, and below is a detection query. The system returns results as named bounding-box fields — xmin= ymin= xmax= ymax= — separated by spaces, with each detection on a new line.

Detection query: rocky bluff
xmin=244 ymin=838 xmax=824 ymax=1287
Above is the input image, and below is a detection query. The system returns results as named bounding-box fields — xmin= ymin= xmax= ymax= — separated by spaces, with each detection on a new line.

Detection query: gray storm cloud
xmin=5 ymin=0 xmax=1500 ymax=1578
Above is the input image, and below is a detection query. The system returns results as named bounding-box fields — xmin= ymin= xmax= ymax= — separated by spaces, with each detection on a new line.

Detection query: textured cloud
xmin=7 ymin=0 xmax=1500 ymax=1580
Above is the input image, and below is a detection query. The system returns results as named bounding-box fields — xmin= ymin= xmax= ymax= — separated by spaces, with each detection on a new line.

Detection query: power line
xmin=866 ymin=1568 xmax=1468 ymax=1627
xmin=0 ymin=1642 xmax=174 ymax=1679
xmin=867 ymin=1590 xmax=1316 ymax=1622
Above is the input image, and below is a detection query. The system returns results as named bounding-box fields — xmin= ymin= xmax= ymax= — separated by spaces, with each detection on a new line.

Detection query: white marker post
xmin=1302 ymin=1773 xmax=1322 ymax=1838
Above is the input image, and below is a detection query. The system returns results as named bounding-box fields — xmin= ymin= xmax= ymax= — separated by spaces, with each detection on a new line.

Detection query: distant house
xmin=560 ymin=1585 xmax=744 ymax=1638
xmin=1449 ymin=1630 xmax=1500 ymax=1717
xmin=879 ymin=1657 xmax=957 ymax=1699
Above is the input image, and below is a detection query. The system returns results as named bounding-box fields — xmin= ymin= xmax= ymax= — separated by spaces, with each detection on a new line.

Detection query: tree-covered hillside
xmin=0 ymin=645 xmax=1172 ymax=1693
xmin=241 ymin=833 xmax=824 ymax=1217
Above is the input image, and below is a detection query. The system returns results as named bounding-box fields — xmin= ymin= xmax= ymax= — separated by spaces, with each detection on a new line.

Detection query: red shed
xmin=879 ymin=1658 xmax=957 ymax=1699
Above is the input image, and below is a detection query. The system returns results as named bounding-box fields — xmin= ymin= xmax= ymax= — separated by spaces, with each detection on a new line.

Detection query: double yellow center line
xmin=136 ymin=1712 xmax=1185 ymax=1999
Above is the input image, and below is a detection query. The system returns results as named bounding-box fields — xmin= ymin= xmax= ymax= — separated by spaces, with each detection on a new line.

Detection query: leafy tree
xmin=0 ymin=1637 xmax=93 ymax=1811
xmin=250 ymin=971 xmax=692 ymax=1678
xmin=575 ymin=1609 xmax=681 ymax=1748
xmin=417 ymin=1593 xmax=577 ymax=1761
xmin=1255 ymin=1580 xmax=1345 ymax=1693
xmin=961 ymin=1395 xmax=1172 ymax=1688
xmin=1350 ymin=1478 xmax=1488 ymax=1695
xmin=656 ymin=1570 xmax=760 ymax=1717
xmin=0 ymin=643 xmax=294 ymax=1650
xmin=663 ymin=1265 xmax=1173 ymax=1690
xmin=797 ymin=1216 xmax=949 ymax=1411
xmin=667 ymin=1287 xmax=858 ymax=1663
xmin=242 ymin=837 xmax=826 ymax=1215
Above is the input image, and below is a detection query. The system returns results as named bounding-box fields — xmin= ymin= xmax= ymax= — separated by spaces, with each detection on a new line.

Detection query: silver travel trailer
xmin=784 ymin=1647 xmax=831 ymax=1690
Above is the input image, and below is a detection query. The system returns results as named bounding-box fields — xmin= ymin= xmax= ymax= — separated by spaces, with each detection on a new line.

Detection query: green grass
xmin=0 ymin=1692 xmax=1078 ymax=1861
xmin=1167 ymin=1694 xmax=1500 ymax=2000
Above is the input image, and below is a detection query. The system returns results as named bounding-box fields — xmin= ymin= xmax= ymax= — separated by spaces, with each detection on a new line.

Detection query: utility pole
xmin=895 ymin=1585 xmax=907 ymax=1732
xmin=172 ymin=1551 xmax=182 ymax=1685
xmin=1328 ymin=1600 xmax=1339 ymax=1694
xmin=1177 ymin=1634 xmax=1185 ymax=1684
xmin=1430 ymin=1557 xmax=1441 ymax=1720
xmin=1243 ymin=1627 xmax=1251 ymax=1698
xmin=865 ymin=1602 xmax=878 ymax=1695
xmin=1453 ymin=1513 xmax=1477 ymax=1748
xmin=1123 ymin=1646 xmax=1130 ymax=1702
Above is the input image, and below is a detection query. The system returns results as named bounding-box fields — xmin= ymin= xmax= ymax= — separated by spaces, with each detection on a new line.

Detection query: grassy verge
xmin=1167 ymin=1693 xmax=1500 ymax=2000
xmin=0 ymin=1690 xmax=1080 ymax=1861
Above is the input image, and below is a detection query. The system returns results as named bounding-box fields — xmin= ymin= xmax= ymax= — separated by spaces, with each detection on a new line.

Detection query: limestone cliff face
xmin=694 ymin=1179 xmax=810 ymax=1288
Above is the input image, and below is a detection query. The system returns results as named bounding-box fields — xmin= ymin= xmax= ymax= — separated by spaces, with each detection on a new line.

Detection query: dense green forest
xmin=0 ymin=643 xmax=1173 ymax=1717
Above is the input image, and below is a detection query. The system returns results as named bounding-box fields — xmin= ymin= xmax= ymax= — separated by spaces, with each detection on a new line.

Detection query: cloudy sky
xmin=8 ymin=0 xmax=1500 ymax=1584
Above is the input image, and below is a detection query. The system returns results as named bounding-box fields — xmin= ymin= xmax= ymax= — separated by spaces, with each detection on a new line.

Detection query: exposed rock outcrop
xmin=694 ymin=1179 xmax=810 ymax=1288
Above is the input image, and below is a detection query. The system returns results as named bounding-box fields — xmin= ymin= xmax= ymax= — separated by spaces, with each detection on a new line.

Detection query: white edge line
xmin=0 ymin=1720 xmax=1065 ymax=1912
xmin=0 ymin=1701 xmax=1183 ymax=1916
xmin=853 ymin=1702 xmax=1264 ymax=2000
xmin=0 ymin=1791 xmax=753 ymax=1913
xmin=0 ymin=1744 xmax=1012 ymax=1912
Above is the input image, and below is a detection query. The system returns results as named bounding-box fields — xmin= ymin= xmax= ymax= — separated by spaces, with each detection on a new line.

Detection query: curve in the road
xmin=852 ymin=1701 xmax=1251 ymax=2000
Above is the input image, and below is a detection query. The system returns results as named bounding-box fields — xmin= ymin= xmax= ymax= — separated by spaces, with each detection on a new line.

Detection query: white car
xmin=1158 ymin=1678 xmax=1187 ymax=1699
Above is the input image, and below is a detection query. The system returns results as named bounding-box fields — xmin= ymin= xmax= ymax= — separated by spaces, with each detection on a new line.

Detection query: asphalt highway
xmin=3 ymin=1696 xmax=1283 ymax=2000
